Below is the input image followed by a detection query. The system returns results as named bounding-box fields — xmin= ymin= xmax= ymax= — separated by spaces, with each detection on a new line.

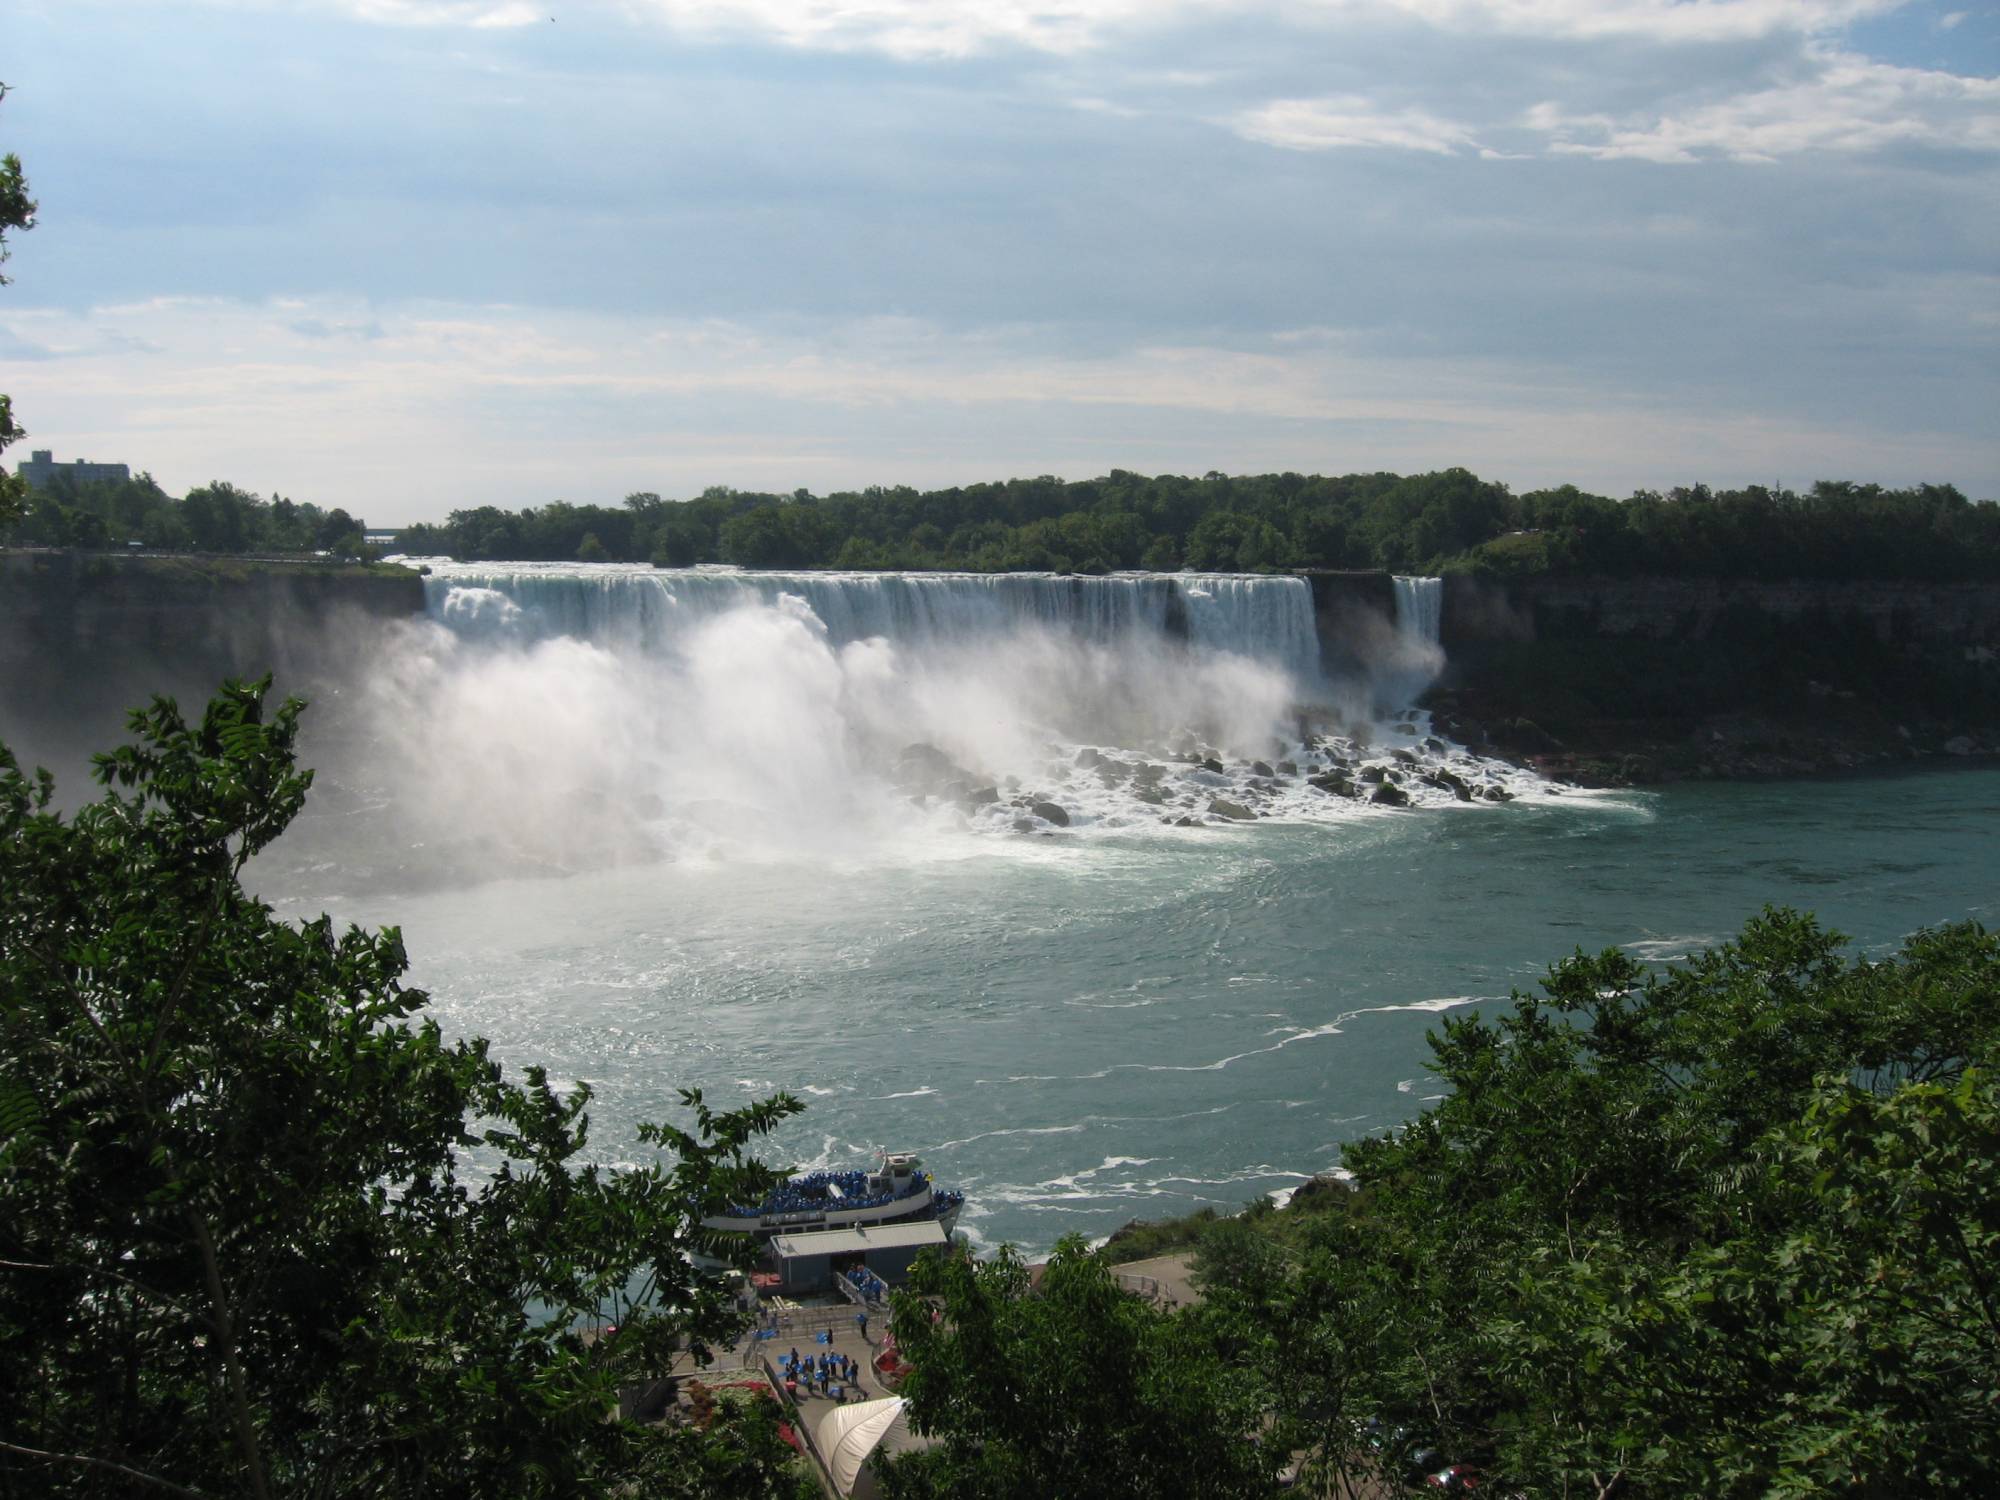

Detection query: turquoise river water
xmin=238 ymin=564 xmax=2000 ymax=1256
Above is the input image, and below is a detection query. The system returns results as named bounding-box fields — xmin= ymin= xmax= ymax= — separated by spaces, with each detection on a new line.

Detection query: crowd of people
xmin=779 ymin=1346 xmax=864 ymax=1401
xmin=726 ymin=1168 xmax=928 ymax=1219
xmin=841 ymin=1266 xmax=890 ymax=1304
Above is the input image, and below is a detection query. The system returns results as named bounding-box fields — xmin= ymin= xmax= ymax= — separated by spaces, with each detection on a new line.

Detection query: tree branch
xmin=0 ymin=1437 xmax=213 ymax=1499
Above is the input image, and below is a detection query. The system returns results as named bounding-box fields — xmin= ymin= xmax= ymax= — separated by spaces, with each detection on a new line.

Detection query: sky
xmin=3 ymin=0 xmax=1997 ymax=524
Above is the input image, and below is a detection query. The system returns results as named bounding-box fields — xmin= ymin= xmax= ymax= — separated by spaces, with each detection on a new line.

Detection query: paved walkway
xmin=1107 ymin=1252 xmax=1199 ymax=1309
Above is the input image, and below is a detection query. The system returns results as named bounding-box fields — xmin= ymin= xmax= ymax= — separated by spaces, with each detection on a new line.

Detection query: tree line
xmin=9 ymin=466 xmax=1995 ymax=582
xmin=2 ymin=470 xmax=375 ymax=558
xmin=399 ymin=470 xmax=1997 ymax=581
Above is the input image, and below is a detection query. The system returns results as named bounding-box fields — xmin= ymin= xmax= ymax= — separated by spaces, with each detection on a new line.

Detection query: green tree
xmin=0 ymin=681 xmax=814 ymax=1498
xmin=0 ymin=82 xmax=37 ymax=530
xmin=1278 ymin=909 xmax=2000 ymax=1497
xmin=880 ymin=1237 xmax=1280 ymax=1499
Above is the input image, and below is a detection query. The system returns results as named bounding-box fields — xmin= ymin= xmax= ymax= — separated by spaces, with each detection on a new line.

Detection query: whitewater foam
xmin=327 ymin=562 xmax=1574 ymax=881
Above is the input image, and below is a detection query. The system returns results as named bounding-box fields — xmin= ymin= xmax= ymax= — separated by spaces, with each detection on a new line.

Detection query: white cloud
xmin=1232 ymin=96 xmax=1482 ymax=154
xmin=252 ymin=0 xmax=1911 ymax=54
xmin=1346 ymin=0 xmax=1904 ymax=44
xmin=277 ymin=0 xmax=1164 ymax=55
xmin=338 ymin=0 xmax=541 ymax=26
xmin=1531 ymin=51 xmax=2000 ymax=161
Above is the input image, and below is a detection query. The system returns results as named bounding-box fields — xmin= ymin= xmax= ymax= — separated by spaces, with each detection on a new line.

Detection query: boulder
xmin=1031 ymin=800 xmax=1072 ymax=827
xmin=1201 ymin=757 xmax=1226 ymax=775
xmin=1370 ymin=783 xmax=1410 ymax=807
xmin=1012 ymin=817 xmax=1038 ymax=833
xmin=1276 ymin=759 xmax=1298 ymax=777
xmin=1358 ymin=765 xmax=1388 ymax=785
xmin=1424 ymin=770 xmax=1473 ymax=802
xmin=1391 ymin=749 xmax=1420 ymax=766
xmin=1075 ymin=747 xmax=1105 ymax=769
xmin=1480 ymin=784 xmax=1513 ymax=803
xmin=1135 ymin=786 xmax=1168 ymax=805
xmin=1207 ymin=798 xmax=1257 ymax=821
xmin=1307 ymin=773 xmax=1357 ymax=797
xmin=1250 ymin=760 xmax=1275 ymax=777
xmin=964 ymin=786 xmax=1001 ymax=808
xmin=1134 ymin=762 xmax=1168 ymax=784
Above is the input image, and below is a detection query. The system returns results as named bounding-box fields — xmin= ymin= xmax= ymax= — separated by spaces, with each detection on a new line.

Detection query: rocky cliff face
xmin=0 ymin=550 xmax=425 ymax=777
xmin=1441 ymin=575 xmax=2000 ymax=649
xmin=1429 ymin=575 xmax=2000 ymax=784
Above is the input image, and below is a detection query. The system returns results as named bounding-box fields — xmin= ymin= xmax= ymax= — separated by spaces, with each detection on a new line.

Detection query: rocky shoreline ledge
xmin=1430 ymin=692 xmax=2000 ymax=788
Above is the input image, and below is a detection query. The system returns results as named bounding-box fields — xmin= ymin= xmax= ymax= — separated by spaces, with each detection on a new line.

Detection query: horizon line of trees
xmin=9 ymin=464 xmax=1998 ymax=584
xmin=1 ymin=469 xmax=375 ymax=557
xmin=398 ymin=468 xmax=1998 ymax=582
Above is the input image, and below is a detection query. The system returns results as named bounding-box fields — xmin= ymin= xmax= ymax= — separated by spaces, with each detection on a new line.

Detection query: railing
xmin=1115 ymin=1272 xmax=1162 ymax=1301
xmin=761 ymin=1354 xmax=843 ymax=1496
xmin=766 ymin=1304 xmax=861 ymax=1339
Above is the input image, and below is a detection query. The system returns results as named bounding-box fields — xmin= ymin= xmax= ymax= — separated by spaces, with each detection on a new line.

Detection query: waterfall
xmin=421 ymin=564 xmax=1322 ymax=679
xmin=1391 ymin=576 xmax=1442 ymax=646
xmin=332 ymin=561 xmax=1542 ymax=875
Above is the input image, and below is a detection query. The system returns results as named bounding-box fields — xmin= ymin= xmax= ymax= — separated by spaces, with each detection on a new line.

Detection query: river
xmin=260 ymin=564 xmax=1999 ymax=1255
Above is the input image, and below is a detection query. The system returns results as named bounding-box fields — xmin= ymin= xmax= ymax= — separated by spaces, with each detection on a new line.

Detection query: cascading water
xmin=1377 ymin=575 xmax=1446 ymax=712
xmin=1392 ymin=575 xmax=1443 ymax=648
xmin=422 ymin=564 xmax=1321 ymax=680
xmin=308 ymin=562 xmax=1544 ymax=886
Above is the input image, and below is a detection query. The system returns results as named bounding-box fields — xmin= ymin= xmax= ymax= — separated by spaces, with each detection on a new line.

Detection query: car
xmin=1426 ymin=1464 xmax=1485 ymax=1492
xmin=1402 ymin=1446 xmax=1446 ymax=1481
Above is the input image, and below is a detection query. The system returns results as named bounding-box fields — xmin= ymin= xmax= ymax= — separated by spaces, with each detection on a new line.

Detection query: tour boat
xmin=703 ymin=1153 xmax=965 ymax=1244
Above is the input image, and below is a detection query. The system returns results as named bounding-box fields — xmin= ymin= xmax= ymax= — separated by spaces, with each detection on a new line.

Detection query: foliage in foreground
xmin=0 ymin=682 xmax=812 ymax=1499
xmin=880 ymin=1239 xmax=1280 ymax=1499
xmin=1246 ymin=911 xmax=2000 ymax=1496
xmin=885 ymin=910 xmax=2000 ymax=1498
xmin=0 ymin=81 xmax=35 ymax=532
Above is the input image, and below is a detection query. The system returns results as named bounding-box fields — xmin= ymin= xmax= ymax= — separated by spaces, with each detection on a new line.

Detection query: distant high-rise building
xmin=16 ymin=449 xmax=132 ymax=491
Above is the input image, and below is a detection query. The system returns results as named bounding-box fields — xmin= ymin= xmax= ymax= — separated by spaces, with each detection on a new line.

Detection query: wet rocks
xmin=1030 ymin=800 xmax=1071 ymax=827
xmin=1423 ymin=769 xmax=1474 ymax=802
xmin=1207 ymin=798 xmax=1256 ymax=821
xmin=1370 ymin=783 xmax=1411 ymax=807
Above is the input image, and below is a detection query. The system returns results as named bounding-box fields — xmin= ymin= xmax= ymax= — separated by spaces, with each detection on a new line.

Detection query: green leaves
xmin=1273 ymin=908 xmax=2000 ymax=1496
xmin=0 ymin=682 xmax=810 ymax=1497
xmin=883 ymin=1235 xmax=1280 ymax=1500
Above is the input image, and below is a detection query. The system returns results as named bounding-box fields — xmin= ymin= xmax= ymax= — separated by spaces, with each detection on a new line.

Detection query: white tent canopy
xmin=816 ymin=1396 xmax=911 ymax=1499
